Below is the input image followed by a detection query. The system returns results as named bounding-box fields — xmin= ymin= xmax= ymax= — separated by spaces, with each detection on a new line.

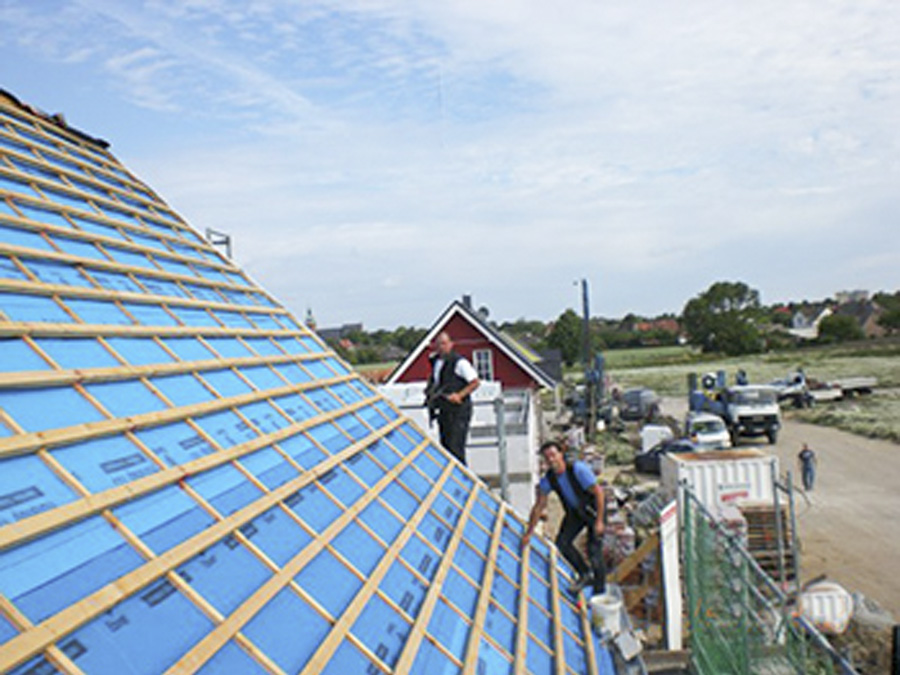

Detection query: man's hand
xmin=594 ymin=519 xmax=605 ymax=538
xmin=446 ymin=392 xmax=462 ymax=405
xmin=520 ymin=530 xmax=532 ymax=551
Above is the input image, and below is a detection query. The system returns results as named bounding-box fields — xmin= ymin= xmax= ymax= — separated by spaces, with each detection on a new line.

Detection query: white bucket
xmin=590 ymin=594 xmax=623 ymax=636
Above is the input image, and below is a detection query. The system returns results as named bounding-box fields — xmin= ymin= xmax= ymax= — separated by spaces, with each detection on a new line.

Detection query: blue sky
xmin=2 ymin=0 xmax=898 ymax=329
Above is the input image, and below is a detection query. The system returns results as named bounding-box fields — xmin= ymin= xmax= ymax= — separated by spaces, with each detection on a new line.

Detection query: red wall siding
xmin=394 ymin=313 xmax=540 ymax=389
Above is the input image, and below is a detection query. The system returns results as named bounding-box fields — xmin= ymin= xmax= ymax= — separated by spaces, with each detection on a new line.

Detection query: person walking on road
xmin=798 ymin=443 xmax=817 ymax=491
xmin=522 ymin=441 xmax=606 ymax=597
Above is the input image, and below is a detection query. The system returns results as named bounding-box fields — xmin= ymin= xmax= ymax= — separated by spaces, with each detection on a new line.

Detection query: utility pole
xmin=580 ymin=279 xmax=596 ymax=444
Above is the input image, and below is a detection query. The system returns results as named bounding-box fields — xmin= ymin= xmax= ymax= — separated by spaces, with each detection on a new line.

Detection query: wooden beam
xmin=0 ymin=207 xmax=240 ymax=278
xmin=549 ymin=547 xmax=567 ymax=675
xmin=0 ymin=276 xmax=285 ymax=316
xmin=579 ymin=582 xmax=599 ymax=675
xmin=0 ymin=321 xmax=304 ymax=339
xmin=391 ymin=486 xmax=481 ymax=674
xmin=461 ymin=502 xmax=508 ymax=674
xmin=0 ymin=372 xmax=355 ymax=459
xmin=165 ymin=438 xmax=435 ymax=674
xmin=0 ymin=391 xmax=379 ymax=550
xmin=513 ymin=535 xmax=532 ymax=674
xmin=0 ymin=164 xmax=210 ymax=248
xmin=608 ymin=531 xmax=659 ymax=584
xmin=0 ymin=350 xmax=320 ymax=389
xmin=0 ymin=423 xmax=412 ymax=674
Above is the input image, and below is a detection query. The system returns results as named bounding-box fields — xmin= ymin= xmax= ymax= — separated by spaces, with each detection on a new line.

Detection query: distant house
xmin=834 ymin=300 xmax=886 ymax=338
xmin=386 ymin=298 xmax=557 ymax=390
xmin=789 ymin=304 xmax=832 ymax=340
xmin=317 ymin=322 xmax=363 ymax=342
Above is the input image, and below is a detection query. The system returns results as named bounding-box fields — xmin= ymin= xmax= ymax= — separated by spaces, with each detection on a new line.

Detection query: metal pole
xmin=771 ymin=462 xmax=787 ymax=592
xmin=580 ymin=279 xmax=596 ymax=444
xmin=786 ymin=468 xmax=801 ymax=590
xmin=494 ymin=396 xmax=509 ymax=503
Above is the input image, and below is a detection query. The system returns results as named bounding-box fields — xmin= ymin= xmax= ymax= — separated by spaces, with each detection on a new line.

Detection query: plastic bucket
xmin=590 ymin=594 xmax=623 ymax=636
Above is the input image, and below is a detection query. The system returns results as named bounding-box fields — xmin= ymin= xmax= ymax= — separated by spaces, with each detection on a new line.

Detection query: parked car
xmin=634 ymin=438 xmax=696 ymax=474
xmin=618 ymin=388 xmax=661 ymax=422
xmin=684 ymin=411 xmax=731 ymax=451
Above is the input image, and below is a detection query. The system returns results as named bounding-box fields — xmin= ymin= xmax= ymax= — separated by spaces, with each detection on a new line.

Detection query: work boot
xmin=568 ymin=572 xmax=594 ymax=597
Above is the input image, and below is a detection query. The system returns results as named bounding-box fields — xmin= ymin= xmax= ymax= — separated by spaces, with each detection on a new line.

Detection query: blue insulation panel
xmin=0 ymin=93 xmax=612 ymax=675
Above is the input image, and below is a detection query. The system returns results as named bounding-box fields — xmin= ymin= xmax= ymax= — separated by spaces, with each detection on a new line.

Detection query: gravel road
xmin=771 ymin=415 xmax=900 ymax=618
xmin=659 ymin=396 xmax=900 ymax=617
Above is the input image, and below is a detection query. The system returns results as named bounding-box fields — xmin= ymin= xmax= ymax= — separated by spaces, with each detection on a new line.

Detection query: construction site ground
xmin=653 ymin=397 xmax=900 ymax=619
xmin=770 ymin=414 xmax=900 ymax=619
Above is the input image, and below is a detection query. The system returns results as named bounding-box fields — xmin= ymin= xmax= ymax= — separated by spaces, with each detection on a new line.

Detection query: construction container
xmin=661 ymin=448 xmax=777 ymax=511
xmin=800 ymin=581 xmax=854 ymax=635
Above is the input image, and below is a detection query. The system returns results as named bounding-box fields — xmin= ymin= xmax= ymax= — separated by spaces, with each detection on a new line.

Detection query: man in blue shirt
xmin=522 ymin=441 xmax=606 ymax=596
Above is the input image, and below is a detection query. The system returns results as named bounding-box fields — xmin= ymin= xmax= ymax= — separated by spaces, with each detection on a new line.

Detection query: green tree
xmin=817 ymin=314 xmax=865 ymax=343
xmin=681 ymin=281 xmax=763 ymax=355
xmin=546 ymin=309 xmax=584 ymax=366
xmin=875 ymin=291 xmax=900 ymax=333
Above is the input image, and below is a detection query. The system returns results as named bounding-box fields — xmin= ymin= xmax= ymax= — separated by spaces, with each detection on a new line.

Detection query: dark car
xmin=634 ymin=438 xmax=695 ymax=474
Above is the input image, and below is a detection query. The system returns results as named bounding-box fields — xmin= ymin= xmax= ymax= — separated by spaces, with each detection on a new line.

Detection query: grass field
xmin=606 ymin=342 xmax=900 ymax=396
xmin=603 ymin=340 xmax=900 ymax=442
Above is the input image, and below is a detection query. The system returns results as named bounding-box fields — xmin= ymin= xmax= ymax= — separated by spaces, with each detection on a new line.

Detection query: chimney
xmin=462 ymin=294 xmax=472 ymax=310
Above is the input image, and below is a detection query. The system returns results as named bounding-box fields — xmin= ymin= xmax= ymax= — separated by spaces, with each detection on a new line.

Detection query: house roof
xmin=386 ymin=300 xmax=557 ymax=388
xmin=0 ymin=91 xmax=608 ymax=674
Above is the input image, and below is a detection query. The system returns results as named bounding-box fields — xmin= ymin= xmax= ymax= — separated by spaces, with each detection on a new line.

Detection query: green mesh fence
xmin=682 ymin=487 xmax=855 ymax=675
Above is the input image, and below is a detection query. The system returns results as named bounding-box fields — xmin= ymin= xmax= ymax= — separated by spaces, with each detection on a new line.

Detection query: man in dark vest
xmin=426 ymin=332 xmax=480 ymax=465
xmin=522 ymin=441 xmax=606 ymax=597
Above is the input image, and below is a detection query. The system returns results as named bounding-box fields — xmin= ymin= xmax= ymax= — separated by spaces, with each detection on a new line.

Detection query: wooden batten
xmin=461 ymin=502 xmax=508 ymax=675
xmin=391 ymin=487 xmax=481 ymax=674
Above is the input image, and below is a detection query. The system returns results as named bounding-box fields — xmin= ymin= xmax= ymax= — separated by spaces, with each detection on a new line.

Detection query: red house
xmin=387 ymin=299 xmax=557 ymax=390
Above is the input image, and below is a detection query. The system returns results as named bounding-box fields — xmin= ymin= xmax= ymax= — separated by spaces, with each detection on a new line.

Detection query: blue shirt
xmin=538 ymin=460 xmax=597 ymax=511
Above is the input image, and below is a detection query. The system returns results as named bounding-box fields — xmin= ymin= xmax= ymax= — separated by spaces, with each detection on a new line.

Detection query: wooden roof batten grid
xmin=0 ymin=205 xmax=246 ymax=282
xmin=0 ymin=387 xmax=376 ymax=549
xmin=0 ymin=90 xmax=612 ymax=675
xmin=164 ymin=437 xmax=439 ymax=674
xmin=0 ymin=420 xmax=413 ymax=673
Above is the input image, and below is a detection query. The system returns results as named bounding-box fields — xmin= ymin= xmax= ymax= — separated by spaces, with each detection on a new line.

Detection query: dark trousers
xmin=802 ymin=463 xmax=816 ymax=490
xmin=438 ymin=404 xmax=472 ymax=465
xmin=556 ymin=510 xmax=606 ymax=593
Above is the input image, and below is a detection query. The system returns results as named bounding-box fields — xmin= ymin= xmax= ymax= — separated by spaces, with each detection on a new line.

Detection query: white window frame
xmin=473 ymin=348 xmax=494 ymax=382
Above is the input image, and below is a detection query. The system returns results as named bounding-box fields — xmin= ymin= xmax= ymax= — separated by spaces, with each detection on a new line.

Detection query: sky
xmin=1 ymin=0 xmax=898 ymax=329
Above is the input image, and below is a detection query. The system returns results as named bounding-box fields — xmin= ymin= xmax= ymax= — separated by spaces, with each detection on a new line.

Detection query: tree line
xmin=324 ymin=282 xmax=900 ymax=366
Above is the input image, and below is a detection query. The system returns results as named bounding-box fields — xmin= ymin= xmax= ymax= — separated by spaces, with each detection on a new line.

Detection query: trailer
xmin=770 ymin=370 xmax=877 ymax=407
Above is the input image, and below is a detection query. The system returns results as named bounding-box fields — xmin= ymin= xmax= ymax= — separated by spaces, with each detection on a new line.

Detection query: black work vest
xmin=433 ymin=351 xmax=473 ymax=411
xmin=546 ymin=462 xmax=598 ymax=522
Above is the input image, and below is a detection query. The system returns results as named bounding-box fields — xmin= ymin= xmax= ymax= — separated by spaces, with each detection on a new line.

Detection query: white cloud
xmin=2 ymin=0 xmax=898 ymax=326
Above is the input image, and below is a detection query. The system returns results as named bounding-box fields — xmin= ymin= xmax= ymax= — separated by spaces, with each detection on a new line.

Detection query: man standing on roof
xmin=522 ymin=441 xmax=606 ymax=597
xmin=426 ymin=332 xmax=480 ymax=465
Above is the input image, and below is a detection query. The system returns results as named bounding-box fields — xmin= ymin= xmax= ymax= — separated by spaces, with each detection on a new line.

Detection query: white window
xmin=473 ymin=349 xmax=494 ymax=381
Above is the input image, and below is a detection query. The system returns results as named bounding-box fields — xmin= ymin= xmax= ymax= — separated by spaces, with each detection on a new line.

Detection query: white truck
xmin=689 ymin=374 xmax=781 ymax=445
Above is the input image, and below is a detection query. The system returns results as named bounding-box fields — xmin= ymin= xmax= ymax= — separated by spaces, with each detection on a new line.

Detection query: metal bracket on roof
xmin=205 ymin=228 xmax=232 ymax=259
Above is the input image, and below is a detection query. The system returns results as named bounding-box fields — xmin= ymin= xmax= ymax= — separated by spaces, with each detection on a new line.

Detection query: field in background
xmin=605 ymin=340 xmax=900 ymax=442
xmin=606 ymin=341 xmax=900 ymax=395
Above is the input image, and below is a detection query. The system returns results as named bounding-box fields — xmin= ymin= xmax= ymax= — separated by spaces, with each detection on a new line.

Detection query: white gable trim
xmin=386 ymin=301 xmax=555 ymax=389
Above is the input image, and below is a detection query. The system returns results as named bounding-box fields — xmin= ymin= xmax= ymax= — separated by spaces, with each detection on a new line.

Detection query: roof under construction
xmin=0 ymin=90 xmax=615 ymax=674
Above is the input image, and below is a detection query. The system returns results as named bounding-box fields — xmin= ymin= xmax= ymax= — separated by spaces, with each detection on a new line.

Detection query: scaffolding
xmin=681 ymin=485 xmax=856 ymax=674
